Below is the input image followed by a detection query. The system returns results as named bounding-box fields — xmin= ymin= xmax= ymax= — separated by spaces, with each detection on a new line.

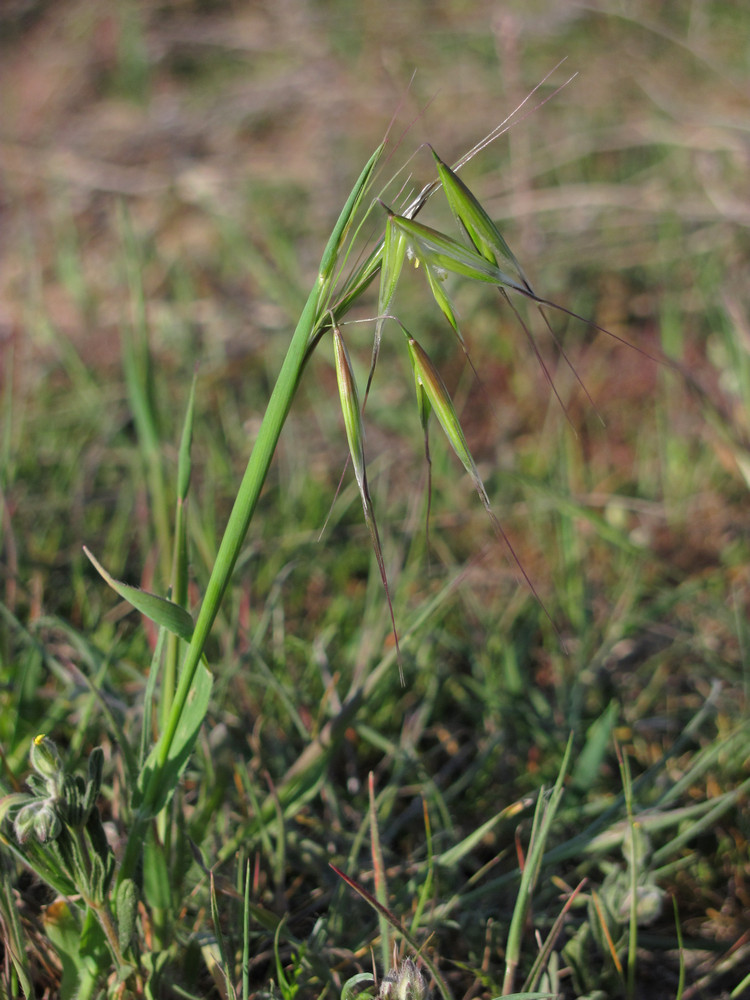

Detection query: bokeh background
xmin=2 ymin=1 xmax=750 ymax=997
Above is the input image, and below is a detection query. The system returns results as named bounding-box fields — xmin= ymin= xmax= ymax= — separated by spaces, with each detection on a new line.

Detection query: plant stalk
xmin=118 ymin=144 xmax=384 ymax=884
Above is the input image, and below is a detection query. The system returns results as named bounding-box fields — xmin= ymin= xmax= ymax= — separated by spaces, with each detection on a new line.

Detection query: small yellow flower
xmin=30 ymin=734 xmax=63 ymax=784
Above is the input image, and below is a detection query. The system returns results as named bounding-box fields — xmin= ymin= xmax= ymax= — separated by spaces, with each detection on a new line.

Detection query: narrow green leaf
xmin=571 ymin=700 xmax=619 ymax=792
xmin=0 ymin=876 xmax=34 ymax=999
xmin=139 ymin=626 xmax=168 ymax=770
xmin=177 ymin=373 xmax=197 ymax=503
xmin=83 ymin=546 xmax=194 ymax=644
xmin=318 ymin=142 xmax=384 ymax=290
xmin=436 ymin=796 xmax=533 ymax=868
xmin=115 ymin=878 xmax=138 ymax=954
xmin=368 ymin=773 xmax=391 ymax=973
xmin=209 ymin=870 xmax=238 ymax=1000
xmin=134 ymin=661 xmax=213 ymax=819
xmin=142 ymin=828 xmax=172 ymax=912
xmin=503 ymin=737 xmax=573 ymax=995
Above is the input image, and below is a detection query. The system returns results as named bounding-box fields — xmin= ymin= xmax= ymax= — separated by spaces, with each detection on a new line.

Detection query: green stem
xmin=117 ymin=283 xmax=320 ymax=885
xmin=152 ymin=142 xmax=383 ymax=787
xmin=155 ymin=281 xmax=320 ymax=783
xmin=118 ymin=143 xmax=383 ymax=886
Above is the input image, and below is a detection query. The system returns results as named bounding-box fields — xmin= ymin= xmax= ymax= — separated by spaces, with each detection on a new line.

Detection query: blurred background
xmin=2 ymin=0 xmax=749 ymax=669
xmin=1 ymin=1 xmax=750 ymax=996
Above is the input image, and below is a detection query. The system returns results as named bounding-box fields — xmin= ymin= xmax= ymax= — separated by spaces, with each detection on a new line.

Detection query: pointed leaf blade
xmin=135 ymin=661 xmax=213 ymax=818
xmin=84 ymin=547 xmax=194 ymax=643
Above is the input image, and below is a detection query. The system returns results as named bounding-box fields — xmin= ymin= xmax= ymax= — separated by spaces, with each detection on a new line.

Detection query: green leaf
xmin=571 ymin=700 xmax=619 ymax=792
xmin=84 ymin=546 xmax=194 ymax=643
xmin=42 ymin=900 xmax=102 ymax=1000
xmin=115 ymin=878 xmax=138 ymax=953
xmin=0 ymin=875 xmax=34 ymax=999
xmin=341 ymin=973 xmax=376 ymax=1000
xmin=177 ymin=373 xmax=197 ymax=503
xmin=134 ymin=661 xmax=213 ymax=819
xmin=143 ymin=829 xmax=173 ymax=911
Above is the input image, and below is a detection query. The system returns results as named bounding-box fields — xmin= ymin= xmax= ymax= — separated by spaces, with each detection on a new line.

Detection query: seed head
xmin=379 ymin=959 xmax=430 ymax=1000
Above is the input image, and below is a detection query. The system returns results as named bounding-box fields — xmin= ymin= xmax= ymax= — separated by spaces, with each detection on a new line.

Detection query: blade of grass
xmin=162 ymin=374 xmax=197 ymax=732
xmin=522 ymin=879 xmax=588 ymax=994
xmin=369 ymin=773 xmax=391 ymax=974
xmin=616 ymin=742 xmax=638 ymax=1000
xmin=408 ymin=797 xmax=435 ymax=942
xmin=83 ymin=547 xmax=195 ymax=644
xmin=502 ymin=736 xmax=573 ymax=995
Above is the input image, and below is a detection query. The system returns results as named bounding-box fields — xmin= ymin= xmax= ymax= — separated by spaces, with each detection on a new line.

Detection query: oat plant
xmin=0 ymin=75 xmax=666 ymax=996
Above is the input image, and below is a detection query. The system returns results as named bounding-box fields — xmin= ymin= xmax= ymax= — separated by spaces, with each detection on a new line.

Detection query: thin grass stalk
xmin=618 ymin=745 xmax=638 ymax=1000
xmin=591 ymin=890 xmax=624 ymax=980
xmin=672 ymin=897 xmax=686 ymax=1000
xmin=161 ymin=376 xmax=196 ymax=736
xmin=330 ymin=864 xmax=454 ymax=1000
xmin=522 ymin=879 xmax=587 ymax=994
xmin=117 ymin=204 xmax=172 ymax=581
xmin=242 ymin=859 xmax=251 ymax=1000
xmin=408 ymin=797 xmax=434 ymax=941
xmin=502 ymin=737 xmax=572 ymax=995
xmin=368 ymin=773 xmax=392 ymax=974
